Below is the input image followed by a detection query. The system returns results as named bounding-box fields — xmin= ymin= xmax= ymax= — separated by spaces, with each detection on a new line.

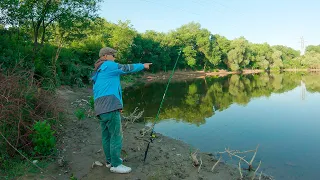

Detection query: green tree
xmin=301 ymin=51 xmax=320 ymax=69
xmin=209 ymin=34 xmax=230 ymax=69
xmin=270 ymin=49 xmax=283 ymax=70
xmin=273 ymin=45 xmax=300 ymax=62
xmin=226 ymin=37 xmax=250 ymax=71
xmin=109 ymin=20 xmax=137 ymax=63
xmin=306 ymin=45 xmax=320 ymax=53
xmin=249 ymin=43 xmax=273 ymax=69
xmin=0 ymin=0 xmax=101 ymax=61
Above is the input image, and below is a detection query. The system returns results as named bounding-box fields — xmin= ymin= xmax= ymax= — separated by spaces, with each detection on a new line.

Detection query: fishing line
xmin=143 ymin=50 xmax=182 ymax=162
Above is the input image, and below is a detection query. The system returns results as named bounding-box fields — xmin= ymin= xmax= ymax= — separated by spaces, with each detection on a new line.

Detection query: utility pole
xmin=298 ymin=36 xmax=307 ymax=55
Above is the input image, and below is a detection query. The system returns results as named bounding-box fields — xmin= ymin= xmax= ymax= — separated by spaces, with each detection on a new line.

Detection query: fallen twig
xmin=222 ymin=144 xmax=260 ymax=171
xmin=217 ymin=149 xmax=256 ymax=155
xmin=239 ymin=160 xmax=243 ymax=179
xmin=122 ymin=107 xmax=144 ymax=128
xmin=250 ymin=145 xmax=260 ymax=165
xmin=191 ymin=149 xmax=200 ymax=166
xmin=259 ymin=171 xmax=263 ymax=180
xmin=211 ymin=156 xmax=222 ymax=172
xmin=225 ymin=148 xmax=249 ymax=165
xmin=198 ymin=156 xmax=202 ymax=173
xmin=252 ymin=161 xmax=262 ymax=180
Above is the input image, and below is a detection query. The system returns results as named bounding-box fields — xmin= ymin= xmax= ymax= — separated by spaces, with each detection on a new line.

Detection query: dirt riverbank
xmin=18 ymin=84 xmax=273 ymax=180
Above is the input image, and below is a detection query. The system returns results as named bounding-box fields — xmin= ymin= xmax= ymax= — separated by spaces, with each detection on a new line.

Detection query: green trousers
xmin=99 ymin=111 xmax=123 ymax=167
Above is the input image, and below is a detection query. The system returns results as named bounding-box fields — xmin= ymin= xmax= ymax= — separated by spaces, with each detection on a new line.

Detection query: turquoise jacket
xmin=91 ymin=60 xmax=144 ymax=115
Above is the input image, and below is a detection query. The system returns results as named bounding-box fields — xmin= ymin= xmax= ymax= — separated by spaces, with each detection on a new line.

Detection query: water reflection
xmin=123 ymin=72 xmax=320 ymax=125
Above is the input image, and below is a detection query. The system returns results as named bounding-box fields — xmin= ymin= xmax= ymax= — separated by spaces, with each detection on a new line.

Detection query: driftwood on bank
xmin=217 ymin=144 xmax=268 ymax=180
xmin=122 ymin=107 xmax=144 ymax=128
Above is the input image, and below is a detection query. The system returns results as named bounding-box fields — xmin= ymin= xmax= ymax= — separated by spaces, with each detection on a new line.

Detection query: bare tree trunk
xmin=32 ymin=0 xmax=52 ymax=63
xmin=53 ymin=38 xmax=63 ymax=85
xmin=31 ymin=24 xmax=41 ymax=82
xmin=41 ymin=19 xmax=46 ymax=46
xmin=33 ymin=27 xmax=39 ymax=56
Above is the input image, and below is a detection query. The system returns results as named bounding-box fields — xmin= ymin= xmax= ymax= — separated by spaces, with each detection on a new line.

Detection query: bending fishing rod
xmin=143 ymin=49 xmax=182 ymax=162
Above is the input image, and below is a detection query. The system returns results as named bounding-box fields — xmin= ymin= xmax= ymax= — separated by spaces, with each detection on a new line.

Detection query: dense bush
xmin=0 ymin=70 xmax=62 ymax=158
xmin=31 ymin=120 xmax=56 ymax=156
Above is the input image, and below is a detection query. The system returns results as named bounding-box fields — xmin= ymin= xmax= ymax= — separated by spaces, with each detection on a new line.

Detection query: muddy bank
xmin=139 ymin=69 xmax=260 ymax=84
xmin=141 ymin=70 xmax=233 ymax=83
xmin=18 ymin=87 xmax=272 ymax=180
xmin=282 ymin=68 xmax=320 ymax=72
xmin=140 ymin=68 xmax=320 ymax=84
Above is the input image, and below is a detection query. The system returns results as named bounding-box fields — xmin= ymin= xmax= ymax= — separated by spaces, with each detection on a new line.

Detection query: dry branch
xmin=259 ymin=171 xmax=263 ymax=180
xmin=252 ymin=161 xmax=262 ymax=180
xmin=122 ymin=107 xmax=144 ymax=128
xmin=191 ymin=149 xmax=200 ymax=167
xmin=225 ymin=148 xmax=250 ymax=165
xmin=216 ymin=144 xmax=262 ymax=180
xmin=220 ymin=144 xmax=260 ymax=171
xmin=0 ymin=71 xmax=62 ymax=154
xmin=250 ymin=144 xmax=260 ymax=165
xmin=198 ymin=156 xmax=202 ymax=173
xmin=211 ymin=156 xmax=222 ymax=172
xmin=239 ymin=160 xmax=243 ymax=179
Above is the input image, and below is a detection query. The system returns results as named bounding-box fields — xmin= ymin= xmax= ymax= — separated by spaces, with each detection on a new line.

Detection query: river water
xmin=123 ymin=72 xmax=320 ymax=180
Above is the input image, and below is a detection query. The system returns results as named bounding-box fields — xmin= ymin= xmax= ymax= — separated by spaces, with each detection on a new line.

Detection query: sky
xmin=99 ymin=0 xmax=320 ymax=51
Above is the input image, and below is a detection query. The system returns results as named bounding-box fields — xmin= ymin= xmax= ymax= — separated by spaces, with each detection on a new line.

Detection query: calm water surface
xmin=123 ymin=72 xmax=320 ymax=180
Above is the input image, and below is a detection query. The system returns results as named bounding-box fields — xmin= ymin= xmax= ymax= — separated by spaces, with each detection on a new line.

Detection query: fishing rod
xmin=143 ymin=49 xmax=182 ymax=162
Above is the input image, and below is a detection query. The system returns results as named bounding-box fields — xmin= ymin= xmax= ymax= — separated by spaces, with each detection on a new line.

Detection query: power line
xmin=191 ymin=0 xmax=225 ymax=14
xmin=138 ymin=0 xmax=246 ymax=32
xmin=139 ymin=0 xmax=201 ymax=17
xmin=198 ymin=0 xmax=246 ymax=17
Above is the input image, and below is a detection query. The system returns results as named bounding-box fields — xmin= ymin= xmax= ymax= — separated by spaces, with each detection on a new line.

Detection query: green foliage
xmin=273 ymin=45 xmax=300 ymax=62
xmin=306 ymin=45 xmax=320 ymax=53
xmin=249 ymin=43 xmax=273 ymax=69
xmin=109 ymin=20 xmax=137 ymax=62
xmin=1 ymin=71 xmax=60 ymax=160
xmin=75 ymin=108 xmax=86 ymax=120
xmin=1 ymin=16 xmax=318 ymax=88
xmin=0 ymin=0 xmax=101 ymax=47
xmin=0 ymin=156 xmax=27 ymax=179
xmin=270 ymin=49 xmax=283 ymax=70
xmin=70 ymin=173 xmax=78 ymax=180
xmin=208 ymin=34 xmax=230 ymax=69
xmin=226 ymin=37 xmax=250 ymax=71
xmin=283 ymin=49 xmax=320 ymax=69
xmin=301 ymin=51 xmax=320 ymax=69
xmin=0 ymin=156 xmax=52 ymax=180
xmin=121 ymin=74 xmax=135 ymax=83
xmin=89 ymin=96 xmax=94 ymax=110
xmin=31 ymin=120 xmax=56 ymax=156
xmin=0 ymin=28 xmax=33 ymax=70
